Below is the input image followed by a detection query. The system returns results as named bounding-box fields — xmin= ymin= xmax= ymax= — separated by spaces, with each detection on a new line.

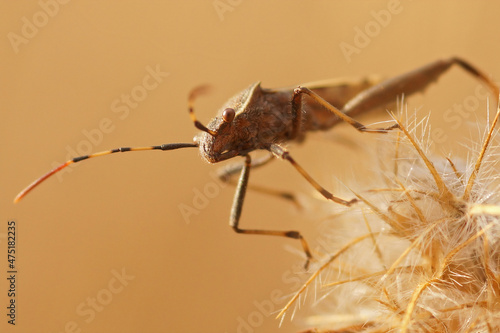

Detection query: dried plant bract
xmin=279 ymin=101 xmax=500 ymax=333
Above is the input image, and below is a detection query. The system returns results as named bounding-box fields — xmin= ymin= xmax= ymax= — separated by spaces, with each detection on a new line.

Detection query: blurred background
xmin=1 ymin=1 xmax=499 ymax=332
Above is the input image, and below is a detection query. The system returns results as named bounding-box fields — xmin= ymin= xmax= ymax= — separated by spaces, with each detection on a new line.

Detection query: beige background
xmin=1 ymin=1 xmax=499 ymax=332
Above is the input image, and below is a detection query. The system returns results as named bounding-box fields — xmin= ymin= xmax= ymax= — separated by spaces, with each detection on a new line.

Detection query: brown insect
xmin=14 ymin=58 xmax=498 ymax=268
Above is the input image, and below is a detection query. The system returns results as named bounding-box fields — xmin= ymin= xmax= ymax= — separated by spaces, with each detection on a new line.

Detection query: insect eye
xmin=222 ymin=108 xmax=235 ymax=123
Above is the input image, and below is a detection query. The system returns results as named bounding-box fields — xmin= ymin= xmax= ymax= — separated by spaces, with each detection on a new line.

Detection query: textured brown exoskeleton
xmin=14 ymin=58 xmax=499 ymax=268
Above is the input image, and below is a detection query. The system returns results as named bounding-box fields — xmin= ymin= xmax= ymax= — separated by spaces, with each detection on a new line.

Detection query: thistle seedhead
xmin=279 ymin=103 xmax=500 ymax=333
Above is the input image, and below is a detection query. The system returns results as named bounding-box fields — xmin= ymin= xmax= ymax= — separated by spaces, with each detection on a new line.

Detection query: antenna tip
xmin=13 ymin=187 xmax=30 ymax=203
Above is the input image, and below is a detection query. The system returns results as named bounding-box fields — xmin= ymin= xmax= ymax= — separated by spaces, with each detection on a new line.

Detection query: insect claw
xmin=303 ymin=252 xmax=318 ymax=270
xmin=347 ymin=197 xmax=359 ymax=206
xmin=304 ymin=258 xmax=311 ymax=270
xmin=385 ymin=123 xmax=400 ymax=131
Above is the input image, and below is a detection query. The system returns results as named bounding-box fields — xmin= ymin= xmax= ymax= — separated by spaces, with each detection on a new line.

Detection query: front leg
xmin=230 ymin=155 xmax=313 ymax=269
xmin=217 ymin=153 xmax=274 ymax=182
xmin=217 ymin=153 xmax=301 ymax=209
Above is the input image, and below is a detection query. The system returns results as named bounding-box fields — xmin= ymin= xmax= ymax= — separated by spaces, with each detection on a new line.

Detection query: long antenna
xmin=14 ymin=84 xmax=219 ymax=203
xmin=14 ymin=143 xmax=198 ymax=203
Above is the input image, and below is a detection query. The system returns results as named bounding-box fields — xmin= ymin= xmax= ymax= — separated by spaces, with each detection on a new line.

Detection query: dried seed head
xmin=279 ymin=103 xmax=500 ymax=332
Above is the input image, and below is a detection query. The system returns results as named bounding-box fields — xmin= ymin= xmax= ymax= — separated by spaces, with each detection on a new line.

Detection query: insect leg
xmin=230 ymin=155 xmax=313 ymax=268
xmin=293 ymin=86 xmax=397 ymax=133
xmin=218 ymin=153 xmax=274 ymax=180
xmin=268 ymin=143 xmax=357 ymax=206
xmin=341 ymin=57 xmax=498 ymax=119
xmin=294 ymin=58 xmax=498 ymax=134
xmin=217 ymin=153 xmax=301 ymax=209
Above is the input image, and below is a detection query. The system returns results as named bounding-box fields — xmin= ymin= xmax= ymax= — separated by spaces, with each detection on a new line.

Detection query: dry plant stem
xmin=395 ymin=179 xmax=426 ymax=223
xmin=276 ymin=232 xmax=379 ymax=319
xmin=392 ymin=115 xmax=456 ymax=209
xmin=400 ymin=278 xmax=439 ymax=333
xmin=380 ymin=218 xmax=447 ymax=284
xmin=362 ymin=211 xmax=386 ymax=269
xmin=400 ymin=222 xmax=495 ymax=333
xmin=322 ymin=265 xmax=422 ymax=288
xmin=353 ymin=191 xmax=405 ymax=235
xmin=482 ymin=236 xmax=500 ymax=305
xmin=446 ymin=157 xmax=465 ymax=186
xmin=439 ymin=300 xmax=487 ymax=314
xmin=469 ymin=204 xmax=500 ymax=216
xmin=463 ymin=102 xmax=500 ymax=201
xmin=463 ymin=318 xmax=481 ymax=333
xmin=393 ymin=130 xmax=402 ymax=177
